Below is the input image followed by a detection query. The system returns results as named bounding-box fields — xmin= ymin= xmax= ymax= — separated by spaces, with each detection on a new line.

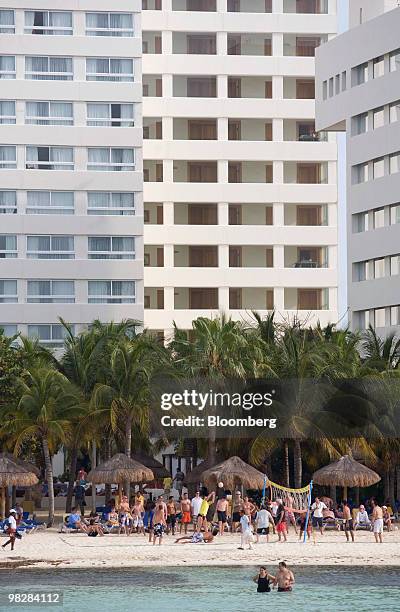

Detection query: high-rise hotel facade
xmin=0 ymin=0 xmax=339 ymax=344
xmin=143 ymin=0 xmax=338 ymax=337
xmin=0 ymin=1 xmax=143 ymax=346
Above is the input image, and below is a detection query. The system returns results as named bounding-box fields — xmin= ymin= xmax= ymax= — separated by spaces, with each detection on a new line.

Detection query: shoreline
xmin=1 ymin=529 xmax=400 ymax=570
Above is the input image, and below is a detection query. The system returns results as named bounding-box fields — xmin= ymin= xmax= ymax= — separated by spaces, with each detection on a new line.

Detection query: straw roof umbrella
xmin=0 ymin=455 xmax=39 ymax=518
xmin=201 ymin=456 xmax=267 ymax=491
xmin=2 ymin=452 xmax=40 ymax=476
xmin=87 ymin=453 xmax=154 ymax=501
xmin=184 ymin=456 xmax=222 ymax=486
xmin=131 ymin=453 xmax=170 ymax=480
xmin=313 ymin=454 xmax=381 ymax=498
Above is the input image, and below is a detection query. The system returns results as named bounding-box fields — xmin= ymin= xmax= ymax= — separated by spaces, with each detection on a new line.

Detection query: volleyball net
xmin=262 ymin=477 xmax=312 ymax=514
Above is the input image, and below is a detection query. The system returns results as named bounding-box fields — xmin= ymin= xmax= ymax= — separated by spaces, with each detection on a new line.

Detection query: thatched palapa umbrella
xmin=184 ymin=456 xmax=222 ymax=486
xmin=0 ymin=455 xmax=39 ymax=518
xmin=313 ymin=454 xmax=380 ymax=498
xmin=201 ymin=456 xmax=266 ymax=492
xmin=88 ymin=453 xmax=154 ymax=501
xmin=131 ymin=453 xmax=170 ymax=480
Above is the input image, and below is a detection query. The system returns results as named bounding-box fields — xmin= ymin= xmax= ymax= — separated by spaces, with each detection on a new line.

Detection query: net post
xmin=303 ymin=480 xmax=313 ymax=543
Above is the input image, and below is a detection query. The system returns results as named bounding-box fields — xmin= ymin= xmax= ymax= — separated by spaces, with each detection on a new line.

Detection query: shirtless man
xmin=180 ymin=493 xmax=191 ymax=534
xmin=216 ymin=495 xmax=229 ymax=536
xmin=274 ymin=561 xmax=295 ymax=592
xmin=243 ymin=496 xmax=256 ymax=523
xmin=152 ymin=503 xmax=167 ymax=546
xmin=342 ymin=500 xmax=354 ymax=542
xmin=132 ymin=498 xmax=145 ymax=535
xmin=166 ymin=496 xmax=177 ymax=535
xmin=119 ymin=495 xmax=132 ymax=536
xmin=156 ymin=495 xmax=168 ymax=521
xmin=175 ymin=527 xmax=218 ymax=544
xmin=371 ymin=499 xmax=384 ymax=543
xmin=232 ymin=492 xmax=244 ymax=533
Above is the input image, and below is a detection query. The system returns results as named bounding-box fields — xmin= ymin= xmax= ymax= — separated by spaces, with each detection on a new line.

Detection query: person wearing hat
xmin=382 ymin=506 xmax=392 ymax=531
xmin=2 ymin=509 xmax=18 ymax=551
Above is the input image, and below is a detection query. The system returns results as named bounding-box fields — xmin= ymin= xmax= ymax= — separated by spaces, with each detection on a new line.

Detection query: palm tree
xmin=5 ymin=367 xmax=81 ymax=526
xmin=170 ymin=315 xmax=269 ymax=465
xmin=362 ymin=325 xmax=400 ymax=371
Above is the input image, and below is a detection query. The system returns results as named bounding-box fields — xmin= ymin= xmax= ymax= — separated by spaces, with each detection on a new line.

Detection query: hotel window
xmin=373 ymin=56 xmax=384 ymax=79
xmin=26 ymin=191 xmax=74 ymax=215
xmin=26 ymin=235 xmax=74 ymax=259
xmin=0 ymin=10 xmax=14 ymax=33
xmin=0 ymin=191 xmax=16 ymax=214
xmin=0 ymin=235 xmax=17 ymax=258
xmin=373 ymin=157 xmax=384 ymax=179
xmin=86 ymin=103 xmax=134 ymax=127
xmin=373 ymin=208 xmax=385 ymax=229
xmin=296 ymin=36 xmax=321 ymax=57
xmin=186 ymin=77 xmax=216 ymax=97
xmin=342 ymin=71 xmax=347 ymax=91
xmin=391 ymin=256 xmax=400 ymax=276
xmin=25 ymin=56 xmax=73 ymax=80
xmin=390 ymin=204 xmax=400 ymax=225
xmin=0 ymin=101 xmax=15 ymax=124
xmin=26 ymin=146 xmax=74 ymax=170
xmin=354 ymin=162 xmax=368 ymax=184
xmin=390 ymin=49 xmax=400 ymax=72
xmin=88 ymin=280 xmax=136 ymax=303
xmin=0 ymin=324 xmax=17 ymax=336
xmin=187 ymin=34 xmax=216 ymax=55
xmin=353 ymin=262 xmax=366 ymax=282
xmin=353 ymin=211 xmax=368 ymax=233
xmin=373 ymin=107 xmax=384 ymax=130
xmin=88 ymin=236 xmax=135 ymax=260
xmin=390 ymin=101 xmax=400 ymax=123
xmin=0 ymin=56 xmax=15 ymax=79
xmin=390 ymin=153 xmax=400 ymax=175
xmin=25 ymin=101 xmax=73 ymax=125
xmin=87 ymin=148 xmax=135 ymax=171
xmin=391 ymin=306 xmax=400 ymax=326
xmin=86 ymin=13 xmax=133 ymax=37
xmin=352 ymin=112 xmax=368 ymax=135
xmin=374 ymin=308 xmax=386 ymax=328
xmin=374 ymin=258 xmax=385 ymax=279
xmin=86 ymin=58 xmax=134 ymax=82
xmin=0 ymin=146 xmax=16 ymax=169
xmin=28 ymin=324 xmax=73 ymax=346
xmin=24 ymin=11 xmax=72 ymax=35
xmin=352 ymin=62 xmax=368 ymax=86
xmin=0 ymin=280 xmax=17 ymax=303
xmin=87 ymin=192 xmax=135 ymax=216
xmin=27 ymin=280 xmax=75 ymax=303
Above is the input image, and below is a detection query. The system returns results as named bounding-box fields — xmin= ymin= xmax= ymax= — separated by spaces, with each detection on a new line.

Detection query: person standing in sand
xmin=371 ymin=499 xmax=384 ymax=543
xmin=232 ymin=491 xmax=244 ymax=533
xmin=180 ymin=493 xmax=191 ymax=534
xmin=1 ymin=509 xmax=18 ymax=551
xmin=343 ymin=500 xmax=355 ymax=542
xmin=152 ymin=503 xmax=167 ymax=546
xmin=216 ymin=495 xmax=229 ymax=536
xmin=275 ymin=561 xmax=295 ymax=592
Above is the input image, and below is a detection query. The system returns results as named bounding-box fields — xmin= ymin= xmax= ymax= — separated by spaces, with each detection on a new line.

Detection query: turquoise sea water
xmin=0 ymin=566 xmax=399 ymax=612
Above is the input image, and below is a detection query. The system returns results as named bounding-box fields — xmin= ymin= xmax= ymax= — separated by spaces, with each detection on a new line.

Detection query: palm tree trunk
xmin=397 ymin=464 xmax=400 ymax=501
xmin=66 ymin=444 xmax=78 ymax=513
xmin=124 ymin=416 xmax=132 ymax=498
xmin=42 ymin=438 xmax=54 ymax=527
xmin=293 ymin=440 xmax=302 ymax=488
xmin=384 ymin=468 xmax=390 ymax=502
xmin=105 ymin=436 xmax=112 ymax=506
xmin=283 ymin=440 xmax=290 ymax=488
xmin=91 ymin=441 xmax=97 ymax=513
xmin=11 ymin=485 xmax=16 ymax=508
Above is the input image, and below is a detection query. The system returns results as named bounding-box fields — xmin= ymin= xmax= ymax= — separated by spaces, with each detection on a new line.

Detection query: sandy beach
xmin=1 ymin=528 xmax=400 ymax=570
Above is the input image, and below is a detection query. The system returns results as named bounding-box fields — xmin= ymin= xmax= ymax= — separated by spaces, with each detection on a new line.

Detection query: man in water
xmin=342 ymin=500 xmax=355 ymax=542
xmin=275 ymin=561 xmax=295 ymax=592
xmin=180 ymin=492 xmax=191 ymax=534
xmin=216 ymin=494 xmax=229 ymax=536
xmin=371 ymin=499 xmax=384 ymax=543
xmin=174 ymin=527 xmax=218 ymax=544
xmin=252 ymin=566 xmax=275 ymax=593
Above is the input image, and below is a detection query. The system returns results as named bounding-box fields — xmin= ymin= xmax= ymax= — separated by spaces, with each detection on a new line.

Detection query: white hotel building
xmin=0 ymin=1 xmax=143 ymax=346
xmin=143 ymin=0 xmax=338 ymax=337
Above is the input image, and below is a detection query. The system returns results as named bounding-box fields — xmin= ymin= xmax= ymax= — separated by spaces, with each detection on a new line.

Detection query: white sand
xmin=2 ymin=528 xmax=400 ymax=569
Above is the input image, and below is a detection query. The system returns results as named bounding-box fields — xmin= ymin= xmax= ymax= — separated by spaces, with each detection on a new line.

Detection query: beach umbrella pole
xmin=303 ymin=480 xmax=313 ymax=543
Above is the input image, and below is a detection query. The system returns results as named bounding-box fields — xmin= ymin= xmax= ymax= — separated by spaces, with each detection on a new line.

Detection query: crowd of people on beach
xmin=60 ymin=475 xmax=397 ymax=547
